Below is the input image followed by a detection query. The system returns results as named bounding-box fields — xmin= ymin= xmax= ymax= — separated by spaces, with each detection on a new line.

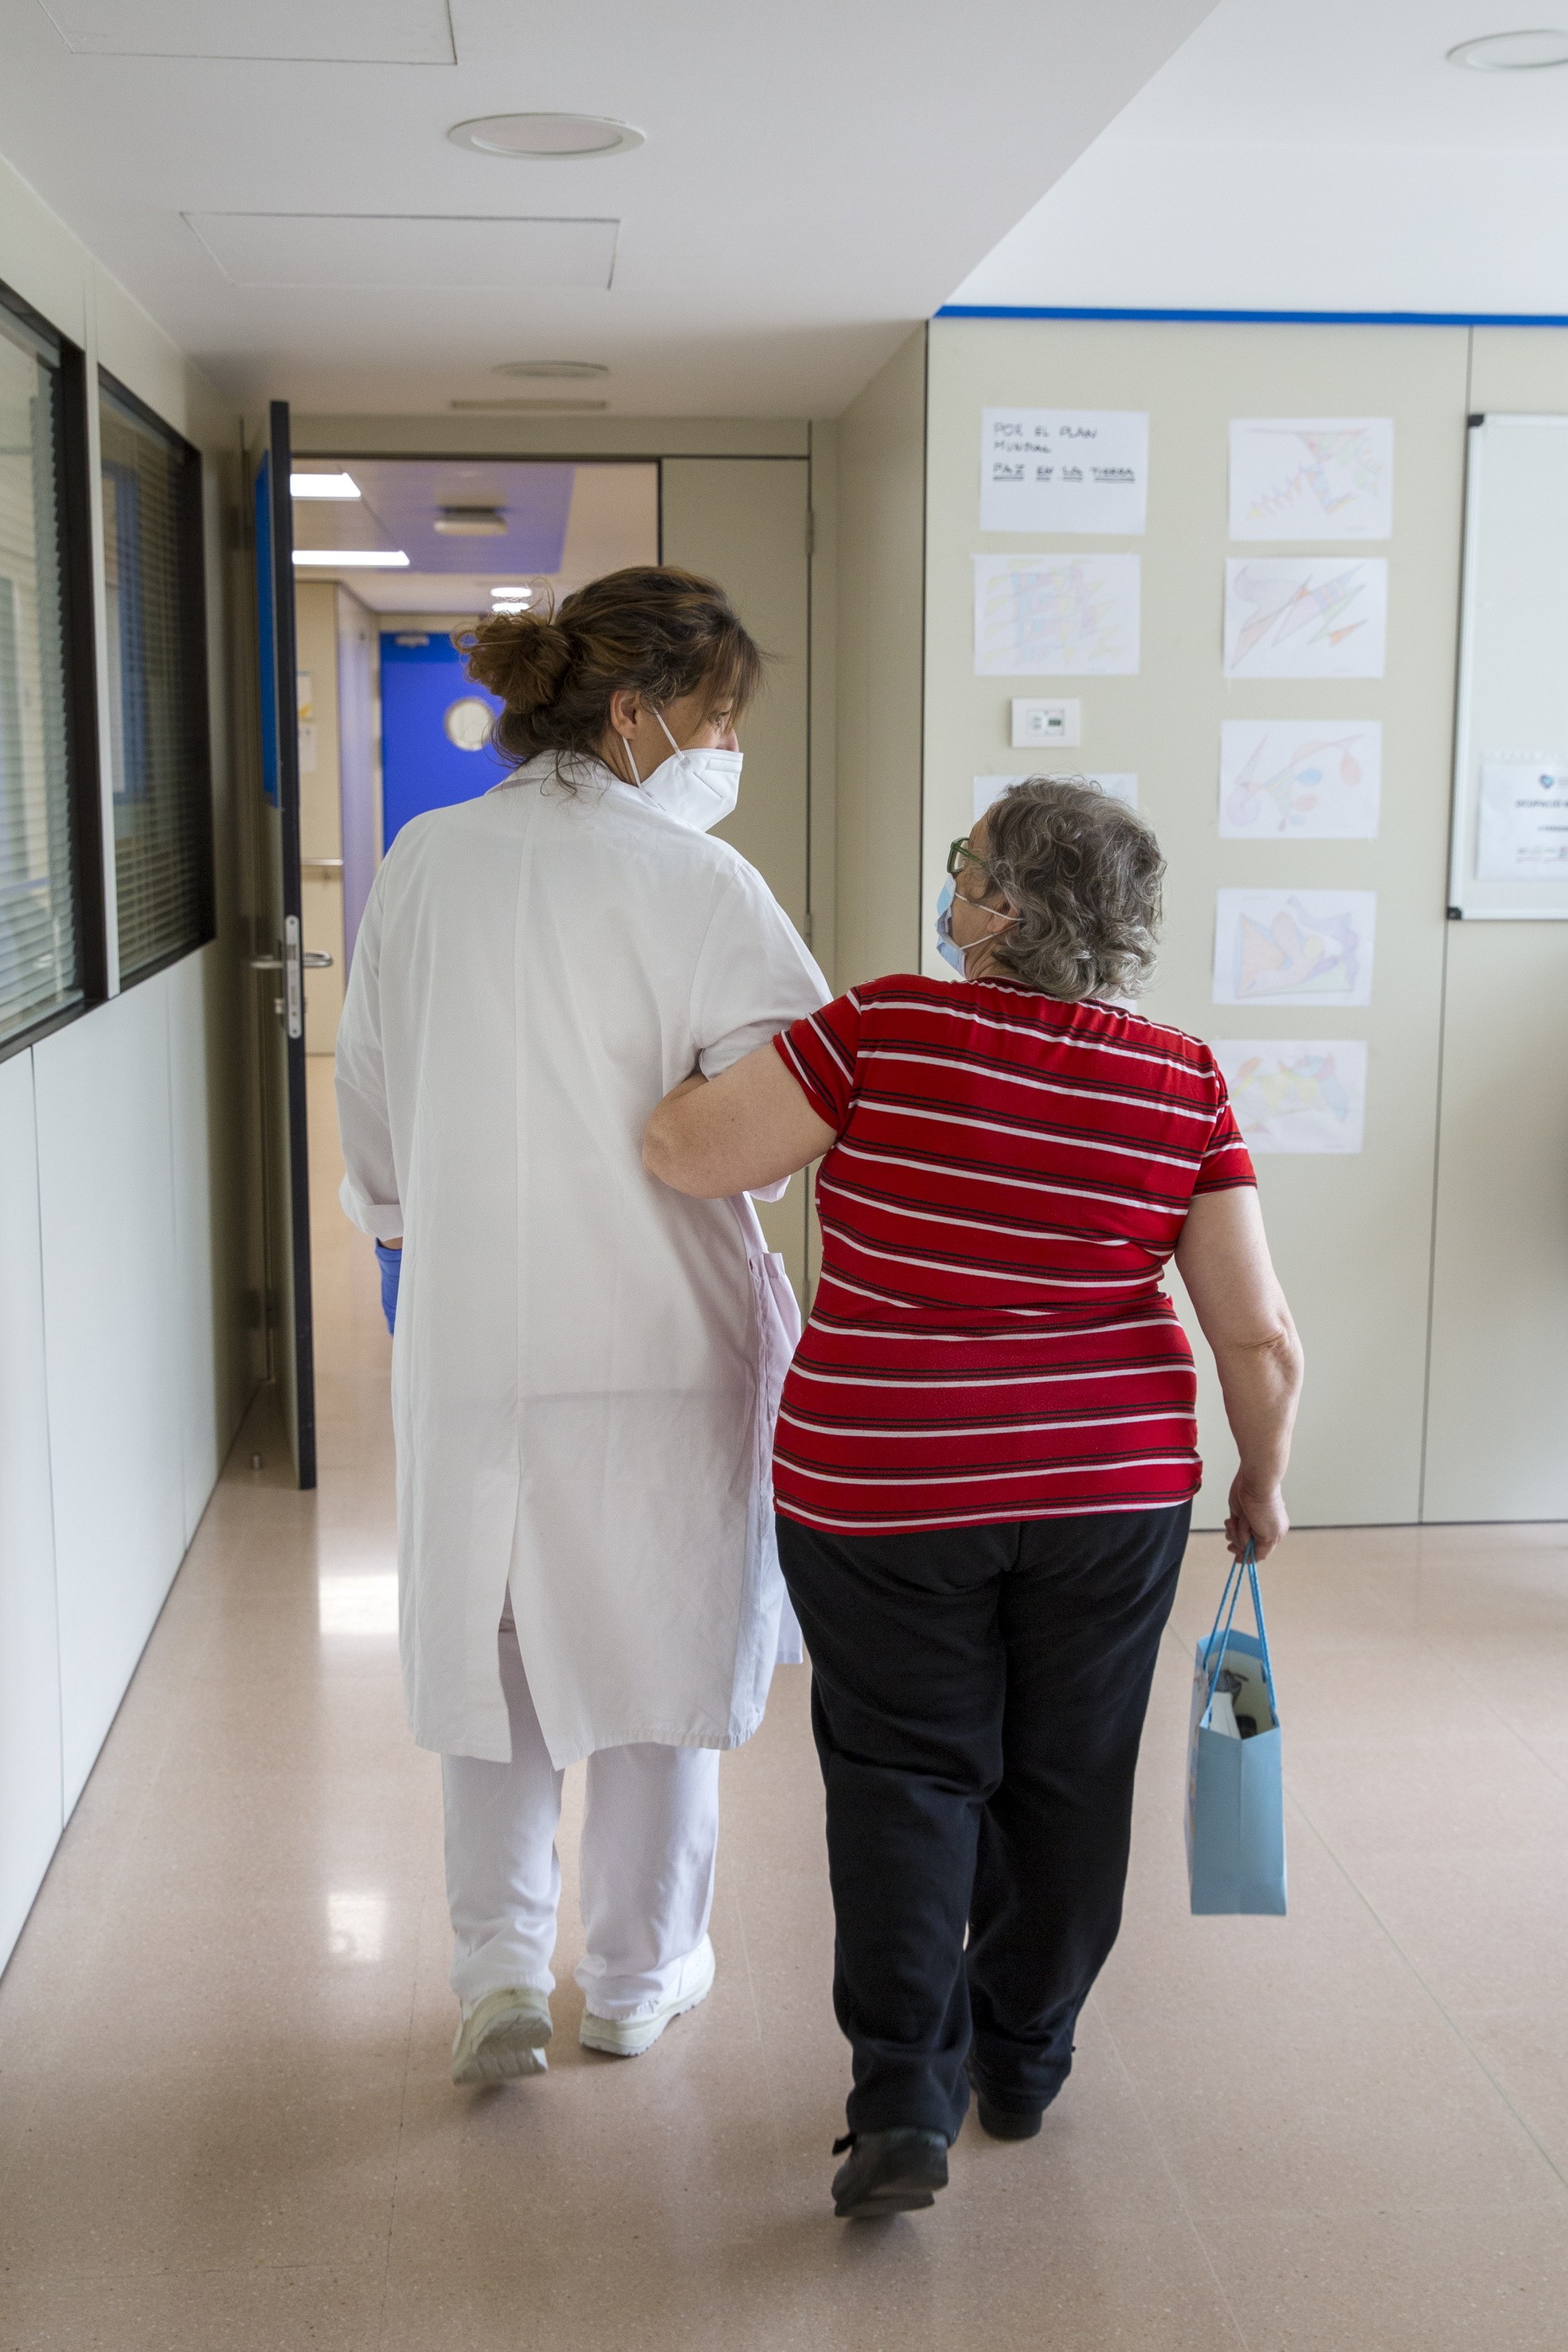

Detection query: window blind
xmin=0 ymin=297 xmax=76 ymax=1049
xmin=99 ymin=377 xmax=211 ymax=984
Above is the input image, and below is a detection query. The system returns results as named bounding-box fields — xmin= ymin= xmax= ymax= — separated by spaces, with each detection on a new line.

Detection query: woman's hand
xmin=1226 ymin=1473 xmax=1290 ymax=1563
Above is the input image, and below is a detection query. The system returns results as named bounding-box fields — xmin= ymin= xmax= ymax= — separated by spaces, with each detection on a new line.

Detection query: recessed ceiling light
xmin=450 ymin=397 xmax=609 ymax=412
xmin=1448 ymin=27 xmax=1568 ymax=68
xmin=493 ymin=359 xmax=609 ymax=380
xmin=448 ymin=112 xmax=644 ymax=160
xmin=434 ymin=505 xmax=508 ymax=536
xmin=290 ymin=471 xmax=361 ymax=499
xmin=291 ymin=550 xmax=409 ymax=569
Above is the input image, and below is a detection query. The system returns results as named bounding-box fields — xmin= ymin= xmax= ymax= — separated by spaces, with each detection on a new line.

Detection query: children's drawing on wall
xmin=1229 ymin=418 xmax=1394 ymax=541
xmin=1218 ymin=720 xmax=1381 ymax=839
xmin=1212 ymin=1041 xmax=1368 ymax=1155
xmin=1222 ymin=557 xmax=1387 ymax=679
xmin=1212 ymin=889 xmax=1377 ymax=1008
xmin=974 ymin=553 xmax=1141 ymax=676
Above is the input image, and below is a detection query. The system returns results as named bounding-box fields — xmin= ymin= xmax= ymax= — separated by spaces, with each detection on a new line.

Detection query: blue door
xmin=380 ymin=631 xmax=505 ymax=848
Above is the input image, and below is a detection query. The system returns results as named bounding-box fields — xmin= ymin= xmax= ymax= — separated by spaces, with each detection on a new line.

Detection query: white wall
xmin=0 ymin=1051 xmax=62 ymax=1969
xmin=0 ymin=161 xmax=248 ymax=1968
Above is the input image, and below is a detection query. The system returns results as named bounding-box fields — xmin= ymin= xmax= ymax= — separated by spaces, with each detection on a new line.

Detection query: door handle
xmin=248 ymin=918 xmax=328 ymax=1038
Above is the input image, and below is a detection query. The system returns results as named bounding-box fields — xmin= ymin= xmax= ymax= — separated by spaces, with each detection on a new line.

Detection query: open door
xmin=251 ymin=400 xmax=328 ymax=1487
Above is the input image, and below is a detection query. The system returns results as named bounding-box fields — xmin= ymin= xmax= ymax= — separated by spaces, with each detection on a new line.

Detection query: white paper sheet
xmin=981 ymin=409 xmax=1149 ymax=535
xmin=1212 ymin=889 xmax=1377 ymax=1008
xmin=973 ymin=773 xmax=1138 ymax=820
xmin=1477 ymin=758 xmax=1568 ymax=877
xmin=974 ymin=553 xmax=1141 ymax=677
xmin=1229 ymin=418 xmax=1393 ymax=541
xmin=1218 ymin=720 xmax=1381 ymax=840
xmin=1213 ymin=1039 xmax=1367 ymax=1155
xmin=1223 ymin=557 xmax=1386 ymax=679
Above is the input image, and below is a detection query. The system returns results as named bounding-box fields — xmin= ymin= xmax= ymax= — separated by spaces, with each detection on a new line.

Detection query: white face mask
xmin=619 ymin=708 xmax=742 ymax=833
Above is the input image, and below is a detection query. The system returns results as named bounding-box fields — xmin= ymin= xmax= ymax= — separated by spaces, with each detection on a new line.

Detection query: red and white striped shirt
xmin=771 ymin=973 xmax=1255 ymax=1537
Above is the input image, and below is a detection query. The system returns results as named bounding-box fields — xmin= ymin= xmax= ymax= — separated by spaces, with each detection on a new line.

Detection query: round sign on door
xmin=443 ymin=696 xmax=494 ymax=751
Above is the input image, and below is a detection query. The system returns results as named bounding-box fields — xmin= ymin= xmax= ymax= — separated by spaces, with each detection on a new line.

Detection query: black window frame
xmin=0 ymin=272 xmax=106 ymax=1066
xmin=97 ymin=366 xmax=215 ymax=992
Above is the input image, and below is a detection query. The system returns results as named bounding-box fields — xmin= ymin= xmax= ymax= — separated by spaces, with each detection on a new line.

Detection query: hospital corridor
xmin=7 ymin=4 xmax=1568 ymax=2346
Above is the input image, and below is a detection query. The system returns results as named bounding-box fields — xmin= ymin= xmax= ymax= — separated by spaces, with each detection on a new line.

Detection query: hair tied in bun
xmin=456 ymin=602 xmax=572 ymax=718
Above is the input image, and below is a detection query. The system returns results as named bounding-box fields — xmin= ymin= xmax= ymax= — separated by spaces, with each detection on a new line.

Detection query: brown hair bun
xmin=454 ymin=565 xmax=764 ymax=777
xmin=460 ymin=607 xmax=572 ymax=715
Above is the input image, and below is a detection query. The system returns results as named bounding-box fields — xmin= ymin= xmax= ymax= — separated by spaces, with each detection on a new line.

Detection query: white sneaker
xmin=451 ymin=1986 xmax=554 ymax=2085
xmin=579 ymin=1937 xmax=716 ymax=2058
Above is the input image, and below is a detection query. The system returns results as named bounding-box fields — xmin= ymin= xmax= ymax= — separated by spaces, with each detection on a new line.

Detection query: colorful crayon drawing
xmin=1223 ymin=557 xmax=1387 ymax=679
xmin=1212 ymin=1041 xmax=1368 ymax=1155
xmin=973 ymin=553 xmax=1141 ymax=676
xmin=1230 ymin=418 xmax=1394 ymax=541
xmin=1218 ymin=720 xmax=1381 ymax=839
xmin=1212 ymin=890 xmax=1376 ymax=1008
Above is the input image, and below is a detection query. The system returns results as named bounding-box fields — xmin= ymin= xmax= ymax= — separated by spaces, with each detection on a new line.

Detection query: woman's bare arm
xmin=643 ymin=1041 xmax=838 ymax=1198
xmin=1174 ymin=1185 xmax=1304 ymax=1562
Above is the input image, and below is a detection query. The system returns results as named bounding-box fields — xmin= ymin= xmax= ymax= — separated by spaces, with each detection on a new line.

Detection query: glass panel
xmin=100 ymin=384 xmax=206 ymax=981
xmin=0 ymin=307 xmax=75 ymax=1046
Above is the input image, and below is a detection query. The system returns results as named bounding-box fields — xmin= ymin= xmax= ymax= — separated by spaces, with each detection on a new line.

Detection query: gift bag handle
xmin=1200 ymin=1544 xmax=1278 ymax=1713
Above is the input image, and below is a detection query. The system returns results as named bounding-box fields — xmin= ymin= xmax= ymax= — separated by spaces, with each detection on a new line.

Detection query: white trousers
xmin=441 ymin=1607 xmax=721 ymax=2020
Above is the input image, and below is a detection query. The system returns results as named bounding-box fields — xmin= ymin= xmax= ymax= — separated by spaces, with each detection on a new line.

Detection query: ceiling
xmin=290 ymin=455 xmax=659 ymax=612
xmin=952 ymin=0 xmax=1568 ymax=316
xmin=0 ymin=0 xmax=1216 ymax=418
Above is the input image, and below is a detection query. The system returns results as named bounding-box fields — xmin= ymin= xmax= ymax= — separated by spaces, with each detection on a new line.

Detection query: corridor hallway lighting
xmin=290 ymin=472 xmax=361 ymax=499
xmin=448 ymin=111 xmax=644 ymax=158
xmin=292 ymin=550 xmax=409 ymax=569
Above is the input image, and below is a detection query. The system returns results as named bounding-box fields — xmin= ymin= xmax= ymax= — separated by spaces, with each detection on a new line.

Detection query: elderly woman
xmin=643 ymin=778 xmax=1303 ymax=2218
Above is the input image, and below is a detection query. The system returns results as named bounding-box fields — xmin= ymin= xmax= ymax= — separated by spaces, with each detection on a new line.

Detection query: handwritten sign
xmin=981 ymin=409 xmax=1149 ymax=535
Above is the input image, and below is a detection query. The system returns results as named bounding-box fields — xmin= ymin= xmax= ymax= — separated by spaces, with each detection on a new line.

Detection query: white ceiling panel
xmin=37 ymin=0 xmax=456 ymax=63
xmin=0 ymin=0 xmax=1216 ymax=416
xmin=183 ymin=211 xmax=618 ymax=291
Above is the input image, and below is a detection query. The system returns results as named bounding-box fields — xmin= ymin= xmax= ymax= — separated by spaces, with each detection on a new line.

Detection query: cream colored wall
xmin=293 ymin=581 xmax=347 ymax=1050
xmin=833 ymin=328 xmax=928 ymax=988
xmin=923 ymin=316 xmax=1476 ymax=1530
xmin=1423 ymin=329 xmax=1568 ymax=1520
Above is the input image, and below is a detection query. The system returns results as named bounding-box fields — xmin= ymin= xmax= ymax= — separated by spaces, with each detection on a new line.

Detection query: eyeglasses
xmin=947 ymin=836 xmax=989 ymax=881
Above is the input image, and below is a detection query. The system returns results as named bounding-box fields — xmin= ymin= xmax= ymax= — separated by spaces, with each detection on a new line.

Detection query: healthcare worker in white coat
xmin=335 ymin=567 xmax=828 ymax=2085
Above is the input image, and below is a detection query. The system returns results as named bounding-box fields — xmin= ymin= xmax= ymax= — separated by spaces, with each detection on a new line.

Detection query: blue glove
xmin=373 ymin=1240 xmax=402 ymax=1335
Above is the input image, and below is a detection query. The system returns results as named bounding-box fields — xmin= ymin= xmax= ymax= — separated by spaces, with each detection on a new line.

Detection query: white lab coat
xmin=334 ymin=753 xmax=828 ymax=1767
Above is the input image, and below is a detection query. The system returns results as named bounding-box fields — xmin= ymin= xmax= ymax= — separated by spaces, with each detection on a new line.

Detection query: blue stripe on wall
xmin=936 ymin=305 xmax=1568 ymax=328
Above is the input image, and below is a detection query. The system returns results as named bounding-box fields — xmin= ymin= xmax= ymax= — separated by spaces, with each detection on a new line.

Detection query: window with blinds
xmin=99 ymin=375 xmax=212 ymax=983
xmin=0 ymin=290 xmax=77 ymax=1050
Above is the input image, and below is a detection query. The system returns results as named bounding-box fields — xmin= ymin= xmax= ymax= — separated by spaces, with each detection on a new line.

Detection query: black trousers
xmin=777 ymin=1504 xmax=1189 ymax=2142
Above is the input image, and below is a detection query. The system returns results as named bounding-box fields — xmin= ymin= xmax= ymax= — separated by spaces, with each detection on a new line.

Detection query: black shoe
xmin=831 ymin=2128 xmax=949 ymax=2218
xmin=966 ymin=2056 xmax=1045 ymax=2141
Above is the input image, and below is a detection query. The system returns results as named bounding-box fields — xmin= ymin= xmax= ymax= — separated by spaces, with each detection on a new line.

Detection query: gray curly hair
xmin=979 ymin=777 xmax=1164 ymax=1001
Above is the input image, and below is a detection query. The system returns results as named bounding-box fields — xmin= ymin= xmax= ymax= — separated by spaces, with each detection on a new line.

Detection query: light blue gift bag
xmin=1186 ymin=1547 xmax=1287 ymax=1915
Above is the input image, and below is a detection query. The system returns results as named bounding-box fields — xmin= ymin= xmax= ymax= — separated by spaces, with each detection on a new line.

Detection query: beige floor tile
xmin=1106 ymin=1991 xmax=1558 ymax=2218
xmin=1283 ymin=1731 xmax=1568 ymax=1855
xmin=1194 ymin=2203 xmax=1568 ymax=2352
xmin=0 ymin=2260 xmax=386 ymax=2351
xmin=1451 ymin=2010 xmax=1568 ymax=2175
xmin=1337 ymin=1848 xmax=1568 ymax=2012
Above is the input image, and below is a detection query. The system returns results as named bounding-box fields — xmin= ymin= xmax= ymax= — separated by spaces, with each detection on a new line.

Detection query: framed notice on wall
xmin=1450 ymin=414 xmax=1568 ymax=919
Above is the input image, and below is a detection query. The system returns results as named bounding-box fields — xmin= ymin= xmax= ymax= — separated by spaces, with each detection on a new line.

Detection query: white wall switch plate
xmin=1010 ymin=697 xmax=1081 ymax=750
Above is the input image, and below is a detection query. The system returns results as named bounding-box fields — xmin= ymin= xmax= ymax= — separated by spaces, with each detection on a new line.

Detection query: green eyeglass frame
xmin=946 ymin=836 xmax=989 ymax=881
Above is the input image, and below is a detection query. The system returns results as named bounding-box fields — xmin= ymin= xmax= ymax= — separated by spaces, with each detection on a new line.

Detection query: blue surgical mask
xmin=935 ymin=876 xmax=967 ymax=974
